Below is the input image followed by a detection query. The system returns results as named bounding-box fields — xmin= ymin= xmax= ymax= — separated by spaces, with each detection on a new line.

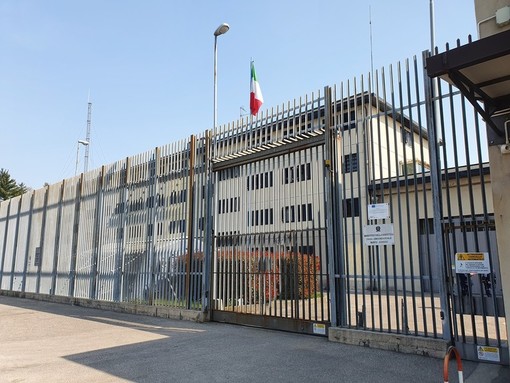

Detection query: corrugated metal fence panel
xmin=39 ymin=183 xmax=62 ymax=294
xmin=189 ymin=134 xmax=208 ymax=309
xmin=24 ymin=188 xmax=46 ymax=293
xmin=55 ymin=176 xmax=79 ymax=296
xmin=122 ymin=150 xmax=153 ymax=303
xmin=0 ymin=197 xmax=21 ymax=290
xmin=96 ymin=160 xmax=126 ymax=301
xmin=74 ymin=168 xmax=102 ymax=298
xmin=12 ymin=192 xmax=33 ymax=292
xmin=153 ymin=141 xmax=187 ymax=307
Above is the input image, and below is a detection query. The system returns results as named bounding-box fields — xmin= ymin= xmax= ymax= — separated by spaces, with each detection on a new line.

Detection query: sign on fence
xmin=363 ymin=224 xmax=394 ymax=246
xmin=455 ymin=252 xmax=491 ymax=274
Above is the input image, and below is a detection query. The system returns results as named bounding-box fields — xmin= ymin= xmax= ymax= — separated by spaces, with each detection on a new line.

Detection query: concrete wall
xmin=475 ymin=0 xmax=510 ymax=37
xmin=475 ymin=0 xmax=510 ymax=359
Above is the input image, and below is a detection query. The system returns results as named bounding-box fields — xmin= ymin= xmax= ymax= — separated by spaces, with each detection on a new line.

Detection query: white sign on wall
xmin=363 ymin=224 xmax=394 ymax=246
xmin=367 ymin=203 xmax=390 ymax=220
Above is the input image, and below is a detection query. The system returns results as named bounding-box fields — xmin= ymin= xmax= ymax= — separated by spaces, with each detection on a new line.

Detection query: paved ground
xmin=0 ymin=295 xmax=508 ymax=383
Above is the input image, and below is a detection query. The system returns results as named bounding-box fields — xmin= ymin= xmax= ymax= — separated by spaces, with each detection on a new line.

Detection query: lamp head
xmin=78 ymin=140 xmax=89 ymax=146
xmin=214 ymin=23 xmax=230 ymax=37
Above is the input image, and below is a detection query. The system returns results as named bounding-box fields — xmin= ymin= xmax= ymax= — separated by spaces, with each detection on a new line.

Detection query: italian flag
xmin=250 ymin=61 xmax=264 ymax=116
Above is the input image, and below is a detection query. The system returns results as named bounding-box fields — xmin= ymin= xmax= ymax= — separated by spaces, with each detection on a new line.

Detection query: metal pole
xmin=214 ymin=35 xmax=218 ymax=131
xmin=423 ymin=50 xmax=452 ymax=341
xmin=324 ymin=86 xmax=338 ymax=327
xmin=75 ymin=143 xmax=80 ymax=176
xmin=429 ymin=0 xmax=435 ymax=52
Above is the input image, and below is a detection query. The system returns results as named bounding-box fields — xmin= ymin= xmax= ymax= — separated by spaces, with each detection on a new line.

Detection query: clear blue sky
xmin=0 ymin=0 xmax=477 ymax=189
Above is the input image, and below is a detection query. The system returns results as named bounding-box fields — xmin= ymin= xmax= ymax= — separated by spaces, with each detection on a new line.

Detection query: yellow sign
xmin=456 ymin=253 xmax=485 ymax=261
xmin=477 ymin=345 xmax=500 ymax=362
xmin=478 ymin=346 xmax=498 ymax=352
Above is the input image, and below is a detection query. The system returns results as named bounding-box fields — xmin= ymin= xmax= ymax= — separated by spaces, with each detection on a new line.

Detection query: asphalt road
xmin=0 ymin=295 xmax=508 ymax=383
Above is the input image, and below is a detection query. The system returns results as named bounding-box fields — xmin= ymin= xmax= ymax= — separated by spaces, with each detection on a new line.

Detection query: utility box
xmin=496 ymin=6 xmax=510 ymax=26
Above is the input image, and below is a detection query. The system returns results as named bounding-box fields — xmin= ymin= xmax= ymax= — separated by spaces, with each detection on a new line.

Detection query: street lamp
xmin=75 ymin=140 xmax=89 ymax=176
xmin=213 ymin=22 xmax=229 ymax=130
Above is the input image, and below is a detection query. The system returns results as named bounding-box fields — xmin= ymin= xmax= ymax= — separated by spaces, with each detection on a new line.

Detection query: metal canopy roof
xmin=426 ymin=29 xmax=510 ymax=140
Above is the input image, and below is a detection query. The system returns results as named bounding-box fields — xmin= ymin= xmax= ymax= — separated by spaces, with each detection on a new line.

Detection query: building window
xmin=247 ymin=171 xmax=274 ymax=190
xmin=418 ymin=218 xmax=434 ymax=235
xmin=401 ymin=127 xmax=412 ymax=147
xmin=344 ymin=153 xmax=359 ymax=173
xmin=283 ymin=163 xmax=311 ymax=184
xmin=282 ymin=203 xmax=312 ymax=223
xmin=344 ymin=197 xmax=360 ymax=217
xmin=248 ymin=208 xmax=274 ymax=226
xmin=341 ymin=110 xmax=356 ymax=130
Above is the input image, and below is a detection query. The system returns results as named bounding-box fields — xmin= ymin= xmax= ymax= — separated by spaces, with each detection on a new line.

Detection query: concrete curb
xmin=329 ymin=327 xmax=450 ymax=359
xmin=0 ymin=289 xmax=207 ymax=322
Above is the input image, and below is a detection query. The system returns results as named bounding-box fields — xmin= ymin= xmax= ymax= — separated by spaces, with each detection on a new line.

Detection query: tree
xmin=0 ymin=169 xmax=28 ymax=201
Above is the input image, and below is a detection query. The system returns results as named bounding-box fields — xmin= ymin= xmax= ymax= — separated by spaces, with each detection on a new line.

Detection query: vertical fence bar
xmin=89 ymin=166 xmax=105 ymax=300
xmin=69 ymin=174 xmax=84 ymax=298
xmin=324 ymin=86 xmax=338 ymax=327
xmin=185 ymin=135 xmax=196 ymax=309
xmin=423 ymin=50 xmax=452 ymax=341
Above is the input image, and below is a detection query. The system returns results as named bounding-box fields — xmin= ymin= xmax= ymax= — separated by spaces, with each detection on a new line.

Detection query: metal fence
xmin=0 ymin=47 xmax=507 ymax=362
xmin=1 ymin=134 xmax=209 ymax=310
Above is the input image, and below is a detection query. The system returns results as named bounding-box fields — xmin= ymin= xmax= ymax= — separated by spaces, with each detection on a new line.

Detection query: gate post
xmin=185 ymin=135 xmax=196 ymax=309
xmin=202 ymin=130 xmax=213 ymax=315
xmin=324 ymin=86 xmax=343 ymax=327
xmin=422 ymin=50 xmax=452 ymax=341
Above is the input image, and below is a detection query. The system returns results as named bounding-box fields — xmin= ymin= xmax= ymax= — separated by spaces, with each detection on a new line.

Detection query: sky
xmin=0 ymin=0 xmax=477 ymax=190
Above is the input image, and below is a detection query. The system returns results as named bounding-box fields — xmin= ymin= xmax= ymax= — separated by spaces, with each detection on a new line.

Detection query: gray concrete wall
xmin=475 ymin=0 xmax=510 ymax=37
xmin=474 ymin=0 xmax=510 ymax=355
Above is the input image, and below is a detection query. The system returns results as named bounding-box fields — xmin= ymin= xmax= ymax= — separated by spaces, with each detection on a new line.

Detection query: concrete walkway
xmin=0 ymin=295 xmax=508 ymax=383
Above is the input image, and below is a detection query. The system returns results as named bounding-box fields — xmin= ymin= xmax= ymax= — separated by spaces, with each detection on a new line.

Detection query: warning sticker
xmin=313 ymin=323 xmax=326 ymax=335
xmin=477 ymin=346 xmax=500 ymax=362
xmin=457 ymin=253 xmax=484 ymax=261
xmin=455 ymin=252 xmax=491 ymax=274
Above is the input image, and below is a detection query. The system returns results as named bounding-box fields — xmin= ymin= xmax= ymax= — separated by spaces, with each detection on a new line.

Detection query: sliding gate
xmin=209 ymin=93 xmax=340 ymax=334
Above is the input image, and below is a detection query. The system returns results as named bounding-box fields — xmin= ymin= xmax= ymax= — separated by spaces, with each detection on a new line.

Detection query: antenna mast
xmin=84 ymin=97 xmax=92 ymax=173
xmin=369 ymin=5 xmax=374 ymax=88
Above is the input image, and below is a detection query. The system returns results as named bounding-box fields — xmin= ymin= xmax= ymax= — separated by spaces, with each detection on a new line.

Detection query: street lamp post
xmin=75 ymin=139 xmax=89 ymax=176
xmin=213 ymin=23 xmax=230 ymax=130
xmin=205 ymin=23 xmax=229 ymax=313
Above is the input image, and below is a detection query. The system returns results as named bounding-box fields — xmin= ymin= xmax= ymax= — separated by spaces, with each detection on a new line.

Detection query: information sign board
xmin=455 ymin=252 xmax=491 ymax=274
xmin=363 ymin=224 xmax=394 ymax=246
